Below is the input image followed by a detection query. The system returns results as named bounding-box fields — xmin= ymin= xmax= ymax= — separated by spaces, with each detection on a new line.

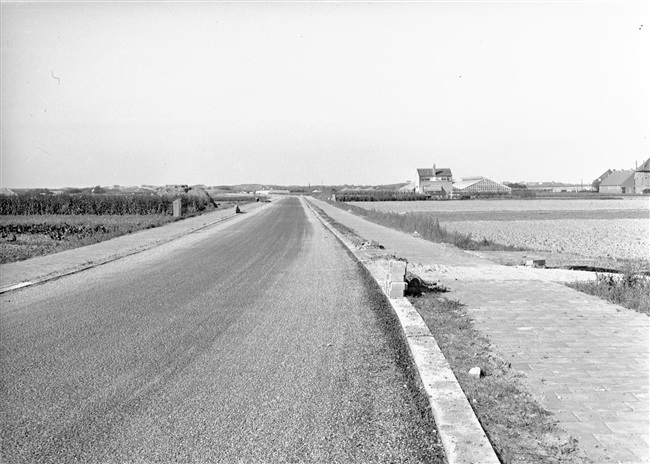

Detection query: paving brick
xmin=561 ymin=421 xmax=614 ymax=435
xmin=593 ymin=396 xmax=642 ymax=407
xmin=510 ymin=362 xmax=532 ymax=371
xmin=598 ymin=447 xmax=647 ymax=463
xmin=575 ymin=433 xmax=603 ymax=454
xmin=625 ymin=401 xmax=650 ymax=412
xmin=605 ymin=421 xmax=649 ymax=434
xmin=594 ymin=433 xmax=648 ymax=462
xmin=552 ymin=410 xmax=579 ymax=422
xmin=573 ymin=410 xmax=622 ymax=422
xmin=616 ymin=411 xmax=650 ymax=421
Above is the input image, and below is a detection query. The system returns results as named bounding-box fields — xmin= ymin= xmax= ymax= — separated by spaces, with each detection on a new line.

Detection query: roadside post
xmin=173 ymin=199 xmax=182 ymax=217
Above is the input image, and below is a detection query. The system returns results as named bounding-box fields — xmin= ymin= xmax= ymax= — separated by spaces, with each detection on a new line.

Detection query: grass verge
xmin=411 ymin=295 xmax=589 ymax=464
xmin=327 ymin=200 xmax=525 ymax=251
xmin=566 ymin=268 xmax=650 ymax=315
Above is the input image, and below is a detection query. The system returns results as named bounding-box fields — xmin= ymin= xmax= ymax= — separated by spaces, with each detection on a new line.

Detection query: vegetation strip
xmin=324 ymin=200 xmax=524 ymax=252
xmin=0 ymin=192 xmax=214 ymax=215
xmin=0 ymin=215 xmax=179 ymax=264
xmin=303 ymin=197 xmax=500 ymax=464
xmin=566 ymin=271 xmax=650 ymax=315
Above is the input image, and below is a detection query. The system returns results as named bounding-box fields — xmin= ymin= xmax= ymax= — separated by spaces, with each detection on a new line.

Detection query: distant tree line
xmin=504 ymin=183 xmax=528 ymax=190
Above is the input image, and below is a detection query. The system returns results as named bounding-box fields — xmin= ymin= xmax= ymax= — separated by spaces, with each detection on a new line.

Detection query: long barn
xmin=453 ymin=176 xmax=511 ymax=194
xmin=598 ymin=170 xmax=635 ymax=194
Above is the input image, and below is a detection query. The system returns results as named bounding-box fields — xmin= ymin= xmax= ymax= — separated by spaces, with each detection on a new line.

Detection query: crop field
xmin=0 ymin=214 xmax=178 ymax=264
xmin=0 ymin=192 xmax=228 ymax=264
xmin=348 ymin=197 xmax=650 ymax=262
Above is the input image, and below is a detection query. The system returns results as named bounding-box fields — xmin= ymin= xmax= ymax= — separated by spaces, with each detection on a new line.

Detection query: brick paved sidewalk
xmin=310 ymin=198 xmax=650 ymax=464
xmin=0 ymin=201 xmax=268 ymax=292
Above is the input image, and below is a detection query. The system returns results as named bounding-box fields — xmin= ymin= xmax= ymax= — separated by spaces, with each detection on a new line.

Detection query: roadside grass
xmin=410 ymin=295 xmax=589 ymax=464
xmin=328 ymin=201 xmax=525 ymax=252
xmin=566 ymin=268 xmax=650 ymax=315
xmin=0 ymin=215 xmax=179 ymax=264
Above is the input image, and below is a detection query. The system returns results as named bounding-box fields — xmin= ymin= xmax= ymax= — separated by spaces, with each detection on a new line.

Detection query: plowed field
xmin=349 ymin=198 xmax=650 ymax=262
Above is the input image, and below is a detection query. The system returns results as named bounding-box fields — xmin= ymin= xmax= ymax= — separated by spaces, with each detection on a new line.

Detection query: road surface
xmin=1 ymin=197 xmax=443 ymax=463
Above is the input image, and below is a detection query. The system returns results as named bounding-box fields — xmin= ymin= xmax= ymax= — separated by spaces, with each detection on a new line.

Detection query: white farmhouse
xmin=416 ymin=164 xmax=453 ymax=195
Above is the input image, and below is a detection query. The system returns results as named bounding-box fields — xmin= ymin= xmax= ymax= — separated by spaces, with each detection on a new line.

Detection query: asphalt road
xmin=1 ymin=197 xmax=443 ymax=463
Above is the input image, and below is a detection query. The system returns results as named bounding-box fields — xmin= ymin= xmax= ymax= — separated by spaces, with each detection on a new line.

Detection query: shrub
xmin=334 ymin=190 xmax=431 ymax=202
xmin=567 ymin=268 xmax=650 ymax=315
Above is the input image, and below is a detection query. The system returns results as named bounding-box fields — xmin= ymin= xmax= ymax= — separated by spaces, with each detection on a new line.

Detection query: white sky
xmin=1 ymin=1 xmax=648 ymax=188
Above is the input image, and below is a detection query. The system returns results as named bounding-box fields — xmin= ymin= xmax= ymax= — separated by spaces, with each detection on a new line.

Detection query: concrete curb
xmin=303 ymin=197 xmax=501 ymax=464
xmin=0 ymin=201 xmax=271 ymax=294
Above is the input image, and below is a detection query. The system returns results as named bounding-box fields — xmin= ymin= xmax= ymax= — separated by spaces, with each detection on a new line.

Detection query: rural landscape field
xmin=0 ymin=187 xmax=253 ymax=264
xmin=348 ymin=197 xmax=650 ymax=264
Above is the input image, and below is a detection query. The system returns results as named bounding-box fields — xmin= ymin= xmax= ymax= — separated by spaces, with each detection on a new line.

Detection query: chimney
xmin=433 ymin=163 xmax=436 ymax=174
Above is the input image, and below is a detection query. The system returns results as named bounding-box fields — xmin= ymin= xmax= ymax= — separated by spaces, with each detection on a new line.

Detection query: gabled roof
xmin=593 ymin=169 xmax=612 ymax=183
xmin=636 ymin=158 xmax=650 ymax=172
xmin=0 ymin=187 xmax=16 ymax=196
xmin=417 ymin=168 xmax=452 ymax=178
xmin=599 ymin=170 xmax=635 ymax=186
xmin=397 ymin=181 xmax=418 ymax=191
xmin=453 ymin=176 xmax=511 ymax=191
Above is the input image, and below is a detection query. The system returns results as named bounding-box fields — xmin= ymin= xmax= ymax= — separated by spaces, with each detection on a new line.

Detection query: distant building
xmin=634 ymin=158 xmax=650 ymax=194
xmin=599 ymin=170 xmax=635 ymax=194
xmin=255 ymin=189 xmax=291 ymax=195
xmin=416 ymin=164 xmax=453 ymax=195
xmin=551 ymin=186 xmax=587 ymax=193
xmin=0 ymin=187 xmax=16 ymax=196
xmin=397 ymin=181 xmax=418 ymax=192
xmin=453 ymin=177 xmax=512 ymax=194
xmin=121 ymin=187 xmax=156 ymax=195
xmin=592 ymin=169 xmax=613 ymax=191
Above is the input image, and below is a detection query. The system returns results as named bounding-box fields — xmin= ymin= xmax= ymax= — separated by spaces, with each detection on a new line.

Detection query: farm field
xmin=0 ymin=214 xmax=178 ymax=264
xmin=0 ymin=191 xmax=255 ymax=264
xmin=348 ymin=197 xmax=649 ymax=215
xmin=348 ymin=197 xmax=650 ymax=263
